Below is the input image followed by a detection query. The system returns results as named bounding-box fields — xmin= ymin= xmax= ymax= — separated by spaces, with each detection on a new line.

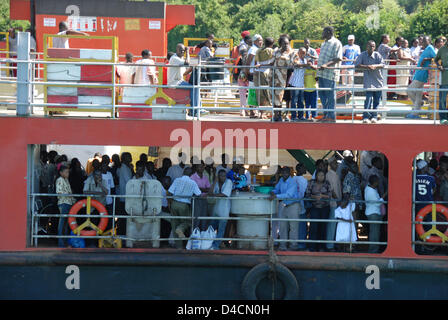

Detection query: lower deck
xmin=1 ymin=250 xmax=447 ymax=299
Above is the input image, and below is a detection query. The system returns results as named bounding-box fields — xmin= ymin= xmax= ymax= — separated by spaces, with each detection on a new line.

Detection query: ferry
xmin=0 ymin=0 xmax=448 ymax=300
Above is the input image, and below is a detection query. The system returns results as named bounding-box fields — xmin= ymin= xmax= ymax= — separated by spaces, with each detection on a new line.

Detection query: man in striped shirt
xmin=317 ymin=26 xmax=343 ymax=122
xmin=289 ymin=48 xmax=317 ymax=121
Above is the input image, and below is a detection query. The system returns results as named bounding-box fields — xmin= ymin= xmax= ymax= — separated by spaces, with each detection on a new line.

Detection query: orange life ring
xmin=68 ymin=199 xmax=109 ymax=236
xmin=415 ymin=204 xmax=448 ymax=243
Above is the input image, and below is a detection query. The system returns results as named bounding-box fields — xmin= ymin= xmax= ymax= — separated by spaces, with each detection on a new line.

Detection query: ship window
xmin=412 ymin=152 xmax=448 ymax=256
xmin=29 ymin=145 xmax=388 ymax=254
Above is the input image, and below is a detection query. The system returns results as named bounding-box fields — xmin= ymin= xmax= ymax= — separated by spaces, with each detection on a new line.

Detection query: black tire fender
xmin=241 ymin=262 xmax=299 ymax=300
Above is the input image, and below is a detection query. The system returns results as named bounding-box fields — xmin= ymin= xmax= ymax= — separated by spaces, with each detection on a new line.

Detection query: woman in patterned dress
xmin=55 ymin=165 xmax=76 ymax=247
xmin=272 ymin=36 xmax=296 ymax=121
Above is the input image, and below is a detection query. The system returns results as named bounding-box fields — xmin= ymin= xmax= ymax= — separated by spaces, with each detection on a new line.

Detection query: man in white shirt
xmin=133 ymin=49 xmax=158 ymax=85
xmin=364 ymin=175 xmax=386 ymax=253
xmin=53 ymin=21 xmax=88 ymax=49
xmin=168 ymin=43 xmax=199 ymax=115
xmin=167 ymin=167 xmax=202 ymax=248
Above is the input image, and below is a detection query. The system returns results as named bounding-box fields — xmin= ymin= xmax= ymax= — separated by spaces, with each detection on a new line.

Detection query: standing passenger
xmin=341 ymin=35 xmax=361 ymax=85
xmin=364 ymin=175 xmax=387 ymax=253
xmin=209 ymin=170 xmax=233 ymax=250
xmin=53 ymin=21 xmax=88 ymax=49
xmin=55 ymin=165 xmax=76 ymax=247
xmin=269 ymin=167 xmax=301 ymax=251
xmin=289 ymin=47 xmax=315 ymax=121
xmin=407 ymin=36 xmax=436 ymax=119
xmin=305 ymin=170 xmax=332 ymax=251
xmin=272 ymin=36 xmax=295 ymax=122
xmin=246 ymin=34 xmax=263 ymax=118
xmin=435 ymin=39 xmax=448 ymax=125
xmin=133 ymin=50 xmax=158 ymax=85
xmin=116 ymin=152 xmax=134 ymax=235
xmin=190 ymin=161 xmax=211 ymax=231
xmin=167 ymin=167 xmax=202 ymax=249
xmin=317 ymin=26 xmax=343 ymax=122
xmin=354 ymin=40 xmax=385 ymax=124
xmin=293 ymin=163 xmax=308 ymax=250
xmin=326 ymin=157 xmax=342 ymax=251
xmin=116 ymin=52 xmax=135 ymax=95
xmin=254 ymin=37 xmax=275 ymax=115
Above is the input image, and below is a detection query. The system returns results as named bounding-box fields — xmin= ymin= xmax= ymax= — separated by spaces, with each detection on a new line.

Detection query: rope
xmin=267 ymin=235 xmax=278 ymax=300
xmin=46 ymin=69 xmax=112 ymax=79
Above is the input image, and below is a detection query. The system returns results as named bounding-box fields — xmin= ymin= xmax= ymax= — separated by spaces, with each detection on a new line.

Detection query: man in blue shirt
xmin=415 ymin=160 xmax=436 ymax=213
xmin=341 ymin=35 xmax=361 ymax=85
xmin=407 ymin=36 xmax=436 ymax=119
xmin=269 ymin=167 xmax=301 ymax=251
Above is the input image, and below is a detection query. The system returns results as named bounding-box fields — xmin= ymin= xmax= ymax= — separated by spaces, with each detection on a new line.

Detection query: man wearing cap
xmin=341 ymin=35 xmax=361 ymax=85
xmin=336 ymin=150 xmax=354 ymax=181
xmin=240 ymin=31 xmax=250 ymax=47
xmin=415 ymin=159 xmax=436 ymax=213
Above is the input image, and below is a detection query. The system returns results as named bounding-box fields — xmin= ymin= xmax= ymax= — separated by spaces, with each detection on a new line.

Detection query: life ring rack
xmin=68 ymin=197 xmax=109 ymax=237
xmin=415 ymin=204 xmax=448 ymax=243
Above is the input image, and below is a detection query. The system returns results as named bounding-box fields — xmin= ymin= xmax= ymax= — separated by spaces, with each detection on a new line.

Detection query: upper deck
xmin=1 ymin=33 xmax=448 ymax=261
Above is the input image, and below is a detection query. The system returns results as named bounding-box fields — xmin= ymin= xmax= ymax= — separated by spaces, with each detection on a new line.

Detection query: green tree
xmin=0 ymin=0 xmax=30 ymax=33
xmin=167 ymin=0 xmax=232 ymax=51
xmin=405 ymin=0 xmax=448 ymax=40
xmin=338 ymin=0 xmax=409 ymax=49
xmin=332 ymin=0 xmax=382 ymax=13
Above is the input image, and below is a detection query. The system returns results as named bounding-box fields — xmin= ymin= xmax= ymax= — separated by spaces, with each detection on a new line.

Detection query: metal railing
xmin=30 ymin=191 xmax=388 ymax=253
xmin=2 ymin=53 xmax=446 ymax=123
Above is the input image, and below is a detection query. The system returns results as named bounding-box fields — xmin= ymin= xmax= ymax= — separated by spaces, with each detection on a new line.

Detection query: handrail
xmin=30 ymin=191 xmax=389 ymax=251
xmin=1 ymin=54 xmax=446 ymax=124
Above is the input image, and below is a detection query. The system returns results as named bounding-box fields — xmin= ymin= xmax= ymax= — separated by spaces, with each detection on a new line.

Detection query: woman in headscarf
xmin=272 ymin=36 xmax=296 ymax=122
xmin=254 ymin=37 xmax=275 ymax=118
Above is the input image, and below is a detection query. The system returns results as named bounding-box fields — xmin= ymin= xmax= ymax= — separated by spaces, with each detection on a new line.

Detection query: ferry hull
xmin=1 ymin=251 xmax=447 ymax=300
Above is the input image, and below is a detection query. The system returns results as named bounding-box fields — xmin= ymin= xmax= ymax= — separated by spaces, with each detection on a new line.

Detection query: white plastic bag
xmin=200 ymin=225 xmax=216 ymax=250
xmin=186 ymin=227 xmax=202 ymax=250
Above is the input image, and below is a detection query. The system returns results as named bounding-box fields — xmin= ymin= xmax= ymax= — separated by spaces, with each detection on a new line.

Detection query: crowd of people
xmin=413 ymin=154 xmax=448 ymax=254
xmin=228 ymin=27 xmax=448 ymax=123
xmin=7 ymin=23 xmax=448 ymax=123
xmin=113 ymin=26 xmax=448 ymax=124
xmin=36 ymin=148 xmax=392 ymax=253
xmin=268 ymin=150 xmax=388 ymax=253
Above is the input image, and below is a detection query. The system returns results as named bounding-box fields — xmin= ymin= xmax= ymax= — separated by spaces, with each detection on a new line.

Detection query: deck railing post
xmin=16 ymin=32 xmax=31 ymax=116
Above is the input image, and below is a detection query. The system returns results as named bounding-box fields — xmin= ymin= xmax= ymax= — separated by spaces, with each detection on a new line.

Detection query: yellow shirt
xmin=304 ymin=68 xmax=317 ymax=92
